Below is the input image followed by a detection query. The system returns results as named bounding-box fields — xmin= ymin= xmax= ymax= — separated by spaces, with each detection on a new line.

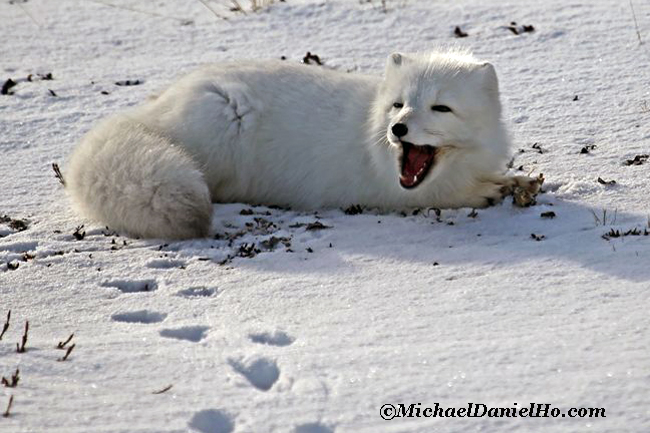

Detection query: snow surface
xmin=1 ymin=0 xmax=650 ymax=432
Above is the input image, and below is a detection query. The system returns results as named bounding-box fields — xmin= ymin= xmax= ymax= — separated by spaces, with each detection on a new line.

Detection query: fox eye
xmin=431 ymin=105 xmax=452 ymax=113
xmin=393 ymin=102 xmax=404 ymax=109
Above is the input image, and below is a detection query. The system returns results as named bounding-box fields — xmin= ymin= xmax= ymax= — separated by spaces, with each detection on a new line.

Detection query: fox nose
xmin=391 ymin=123 xmax=408 ymax=138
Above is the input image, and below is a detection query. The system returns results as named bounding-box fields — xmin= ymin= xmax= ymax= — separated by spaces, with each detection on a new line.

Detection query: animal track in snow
xmin=229 ymin=355 xmax=280 ymax=391
xmin=111 ymin=310 xmax=167 ymax=324
xmin=101 ymin=279 xmax=158 ymax=293
xmin=249 ymin=330 xmax=294 ymax=347
xmin=176 ymin=286 xmax=218 ymax=298
xmin=159 ymin=325 xmax=209 ymax=342
xmin=0 ymin=240 xmax=38 ymax=252
xmin=189 ymin=409 xmax=234 ymax=433
xmin=294 ymin=423 xmax=334 ymax=433
xmin=146 ymin=258 xmax=186 ymax=269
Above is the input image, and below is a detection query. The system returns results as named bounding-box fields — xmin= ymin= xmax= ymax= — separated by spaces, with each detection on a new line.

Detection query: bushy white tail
xmin=65 ymin=116 xmax=212 ymax=239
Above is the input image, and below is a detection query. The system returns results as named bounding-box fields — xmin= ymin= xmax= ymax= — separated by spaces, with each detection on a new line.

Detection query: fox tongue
xmin=401 ymin=144 xmax=434 ymax=187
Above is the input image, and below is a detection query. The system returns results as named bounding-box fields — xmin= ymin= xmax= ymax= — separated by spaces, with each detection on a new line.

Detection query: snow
xmin=1 ymin=0 xmax=649 ymax=432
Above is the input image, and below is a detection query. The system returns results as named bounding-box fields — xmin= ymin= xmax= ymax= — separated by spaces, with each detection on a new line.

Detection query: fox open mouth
xmin=399 ymin=142 xmax=436 ymax=189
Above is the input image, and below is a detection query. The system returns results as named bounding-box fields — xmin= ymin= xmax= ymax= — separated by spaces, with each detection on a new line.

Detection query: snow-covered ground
xmin=1 ymin=0 xmax=650 ymax=432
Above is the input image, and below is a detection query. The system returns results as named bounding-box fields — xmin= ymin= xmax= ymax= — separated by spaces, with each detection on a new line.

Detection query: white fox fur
xmin=66 ymin=50 xmax=535 ymax=239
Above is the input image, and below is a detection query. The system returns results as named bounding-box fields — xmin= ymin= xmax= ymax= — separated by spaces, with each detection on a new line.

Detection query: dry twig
xmin=57 ymin=333 xmax=74 ymax=349
xmin=16 ymin=321 xmax=28 ymax=353
xmin=2 ymin=395 xmax=13 ymax=418
xmin=0 ymin=311 xmax=10 ymax=341
xmin=1 ymin=369 xmax=19 ymax=388
xmin=152 ymin=384 xmax=173 ymax=394
xmin=58 ymin=343 xmax=76 ymax=361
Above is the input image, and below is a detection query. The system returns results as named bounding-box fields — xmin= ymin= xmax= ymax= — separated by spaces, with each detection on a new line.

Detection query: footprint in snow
xmin=0 ymin=240 xmax=38 ymax=253
xmin=146 ymin=258 xmax=186 ymax=269
xmin=111 ymin=310 xmax=167 ymax=324
xmin=294 ymin=423 xmax=334 ymax=433
xmin=176 ymin=286 xmax=218 ymax=298
xmin=229 ymin=355 xmax=280 ymax=391
xmin=159 ymin=325 xmax=209 ymax=342
xmin=189 ymin=409 xmax=234 ymax=433
xmin=101 ymin=279 xmax=158 ymax=293
xmin=248 ymin=330 xmax=294 ymax=347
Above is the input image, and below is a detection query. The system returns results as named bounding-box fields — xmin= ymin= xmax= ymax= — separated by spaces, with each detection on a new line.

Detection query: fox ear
xmin=479 ymin=62 xmax=499 ymax=93
xmin=389 ymin=52 xmax=403 ymax=66
xmin=385 ymin=53 xmax=407 ymax=77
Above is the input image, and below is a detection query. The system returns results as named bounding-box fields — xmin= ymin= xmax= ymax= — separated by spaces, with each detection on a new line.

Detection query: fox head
xmin=370 ymin=50 xmax=509 ymax=190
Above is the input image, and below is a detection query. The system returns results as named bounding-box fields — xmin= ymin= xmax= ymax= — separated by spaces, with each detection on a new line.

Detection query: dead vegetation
xmin=152 ymin=384 xmax=173 ymax=394
xmin=57 ymin=333 xmax=74 ymax=349
xmin=55 ymin=332 xmax=77 ymax=361
xmin=57 ymin=343 xmax=76 ymax=362
xmin=52 ymin=163 xmax=66 ymax=186
xmin=629 ymin=0 xmax=643 ymax=45
xmin=580 ymin=144 xmax=597 ymax=154
xmin=591 ymin=208 xmax=617 ymax=226
xmin=115 ymin=79 xmax=142 ymax=86
xmin=289 ymin=221 xmax=331 ymax=231
xmin=1 ymin=369 xmax=20 ymax=388
xmin=0 ymin=215 xmax=29 ymax=232
xmin=530 ymin=233 xmax=545 ymax=241
xmin=0 ymin=311 xmax=9 ymax=340
xmin=531 ymin=143 xmax=544 ymax=154
xmin=245 ymin=217 xmax=278 ymax=235
xmin=16 ymin=321 xmax=29 ymax=353
xmin=1 ymin=79 xmax=17 ymax=95
xmin=73 ymin=225 xmax=86 ymax=241
xmin=602 ymin=227 xmax=649 ymax=240
xmin=454 ymin=26 xmax=468 ymax=38
xmin=302 ymin=52 xmax=323 ymax=65
xmin=213 ymin=208 xmax=339 ymax=263
xmin=597 ymin=177 xmax=616 ymax=186
xmin=237 ymin=242 xmax=260 ymax=258
xmin=506 ymin=22 xmax=535 ymax=35
xmin=229 ymin=0 xmax=284 ymax=14
xmin=259 ymin=236 xmax=291 ymax=251
xmin=344 ymin=204 xmax=364 ymax=215
xmin=21 ymin=252 xmax=35 ymax=262
xmin=624 ymin=154 xmax=648 ymax=166
xmin=2 ymin=395 xmax=13 ymax=418
xmin=1 ymin=72 xmax=54 ymax=95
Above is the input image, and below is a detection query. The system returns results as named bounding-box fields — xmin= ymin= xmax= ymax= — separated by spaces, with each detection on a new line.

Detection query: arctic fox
xmin=65 ymin=50 xmax=539 ymax=239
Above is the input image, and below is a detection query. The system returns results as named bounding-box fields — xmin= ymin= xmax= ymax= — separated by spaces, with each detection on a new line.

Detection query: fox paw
xmin=465 ymin=182 xmax=513 ymax=208
xmin=468 ymin=174 xmax=544 ymax=208
xmin=510 ymin=174 xmax=544 ymax=207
